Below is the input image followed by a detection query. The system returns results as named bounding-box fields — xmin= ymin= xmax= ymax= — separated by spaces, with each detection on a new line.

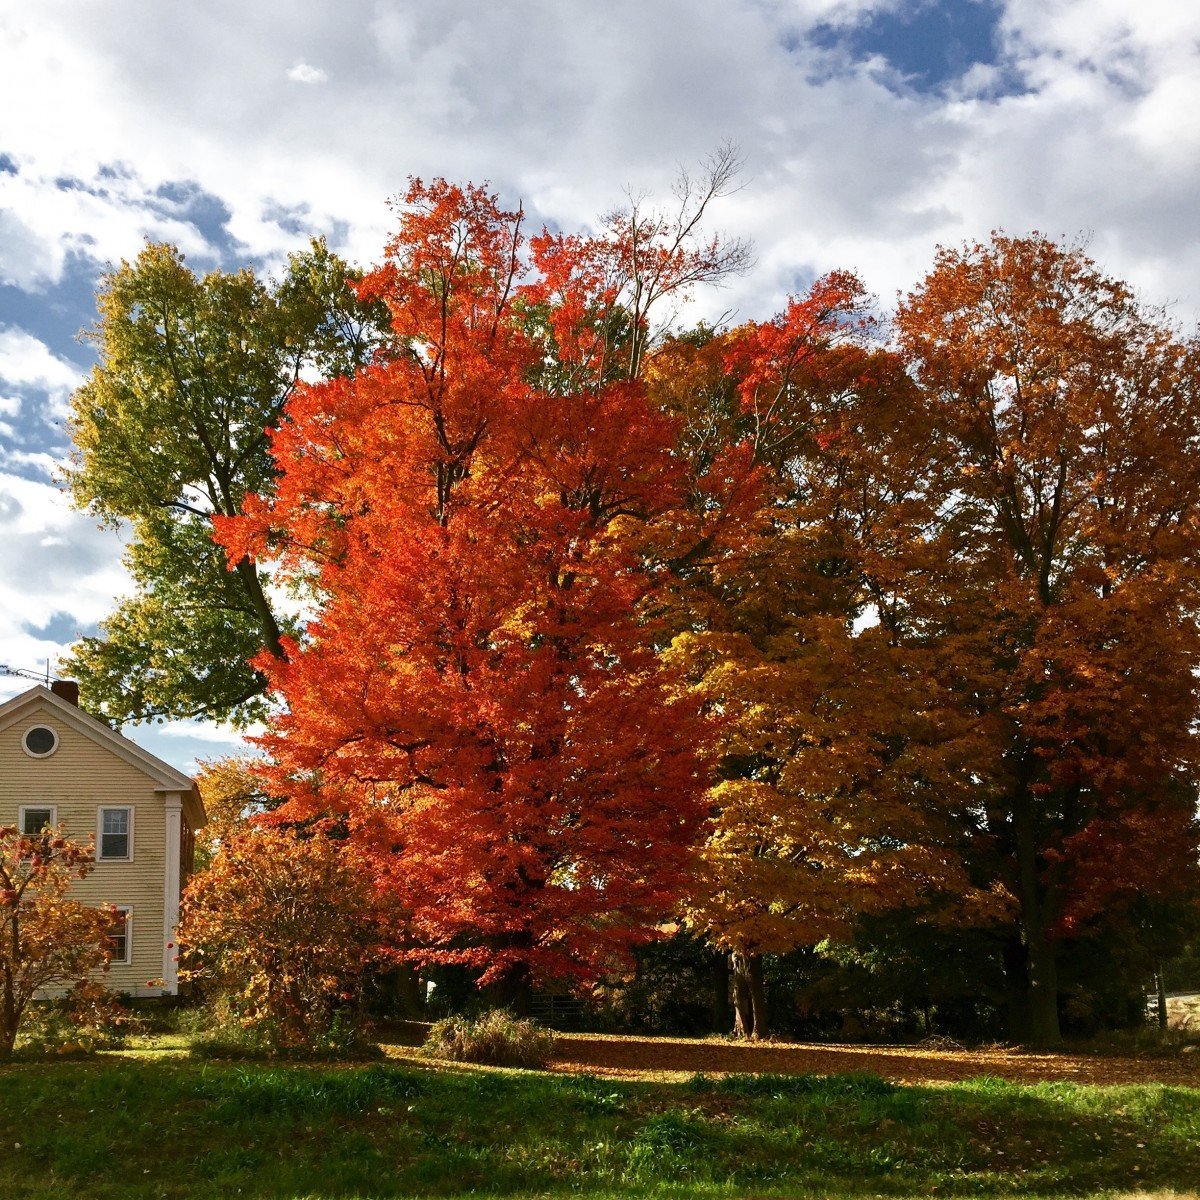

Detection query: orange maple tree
xmin=654 ymin=276 xmax=991 ymax=1037
xmin=217 ymin=178 xmax=737 ymax=993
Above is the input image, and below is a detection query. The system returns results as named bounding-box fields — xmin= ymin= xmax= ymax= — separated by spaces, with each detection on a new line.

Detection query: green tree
xmin=63 ymin=240 xmax=383 ymax=725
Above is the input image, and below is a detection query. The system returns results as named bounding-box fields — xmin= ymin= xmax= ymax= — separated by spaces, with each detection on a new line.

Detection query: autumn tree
xmin=889 ymin=234 xmax=1200 ymax=1044
xmin=180 ymin=826 xmax=380 ymax=1047
xmin=524 ymin=142 xmax=752 ymax=389
xmin=0 ymin=825 xmax=114 ymax=1057
xmin=217 ymin=175 xmax=751 ymax=997
xmin=193 ymin=755 xmax=274 ymax=869
xmin=657 ymin=277 xmax=985 ymax=1038
xmin=64 ymin=240 xmax=384 ymax=726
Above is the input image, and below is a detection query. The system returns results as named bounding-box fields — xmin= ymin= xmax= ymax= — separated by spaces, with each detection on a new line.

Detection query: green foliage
xmin=599 ymin=930 xmax=725 ymax=1034
xmin=421 ymin=1010 xmax=556 ymax=1069
xmin=14 ymin=989 xmax=130 ymax=1058
xmin=62 ymin=239 xmax=384 ymax=725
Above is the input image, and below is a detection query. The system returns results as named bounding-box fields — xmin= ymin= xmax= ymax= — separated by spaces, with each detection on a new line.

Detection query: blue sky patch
xmin=810 ymin=0 xmax=1011 ymax=93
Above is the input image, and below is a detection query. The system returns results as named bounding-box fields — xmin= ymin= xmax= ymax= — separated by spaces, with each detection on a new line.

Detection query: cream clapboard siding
xmin=1 ymin=699 xmax=174 ymax=997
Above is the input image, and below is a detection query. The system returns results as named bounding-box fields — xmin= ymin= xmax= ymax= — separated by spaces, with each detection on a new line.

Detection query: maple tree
xmin=656 ymin=277 xmax=986 ymax=1038
xmin=180 ymin=826 xmax=380 ymax=1047
xmin=888 ymin=234 xmax=1200 ymax=1044
xmin=0 ymin=825 xmax=114 ymax=1058
xmin=216 ymin=175 xmax=750 ymax=996
xmin=64 ymin=240 xmax=383 ymax=725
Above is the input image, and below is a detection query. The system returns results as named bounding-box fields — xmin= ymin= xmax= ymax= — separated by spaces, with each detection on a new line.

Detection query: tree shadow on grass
xmin=2 ymin=1060 xmax=1197 ymax=1199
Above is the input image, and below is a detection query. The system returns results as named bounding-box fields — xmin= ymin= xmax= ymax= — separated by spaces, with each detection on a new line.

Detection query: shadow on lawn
xmin=1 ymin=1059 xmax=1197 ymax=1199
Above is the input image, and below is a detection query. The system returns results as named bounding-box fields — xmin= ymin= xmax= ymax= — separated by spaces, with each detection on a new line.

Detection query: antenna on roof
xmin=1 ymin=662 xmax=56 ymax=684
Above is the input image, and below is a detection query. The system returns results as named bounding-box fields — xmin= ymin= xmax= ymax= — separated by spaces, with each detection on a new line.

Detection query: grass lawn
xmin=1 ymin=1054 xmax=1198 ymax=1199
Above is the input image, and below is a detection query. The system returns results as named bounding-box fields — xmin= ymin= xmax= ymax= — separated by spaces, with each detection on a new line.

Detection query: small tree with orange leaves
xmin=0 ymin=825 xmax=114 ymax=1058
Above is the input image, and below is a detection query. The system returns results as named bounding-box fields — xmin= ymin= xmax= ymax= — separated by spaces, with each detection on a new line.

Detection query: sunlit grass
xmin=1 ymin=1055 xmax=1197 ymax=1199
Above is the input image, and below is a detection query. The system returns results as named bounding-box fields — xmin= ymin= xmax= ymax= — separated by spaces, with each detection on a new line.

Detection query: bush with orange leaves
xmin=179 ymin=825 xmax=382 ymax=1050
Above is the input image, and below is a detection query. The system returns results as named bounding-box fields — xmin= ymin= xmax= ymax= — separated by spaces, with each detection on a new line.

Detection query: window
xmin=18 ymin=806 xmax=56 ymax=835
xmin=22 ymin=725 xmax=58 ymax=758
xmin=107 ymin=907 xmax=132 ymax=965
xmin=97 ymin=807 xmax=133 ymax=860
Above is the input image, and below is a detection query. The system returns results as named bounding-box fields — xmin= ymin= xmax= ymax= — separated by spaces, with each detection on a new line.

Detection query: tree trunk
xmin=731 ymin=951 xmax=767 ymax=1039
xmin=0 ymin=975 xmax=15 ymax=1059
xmin=747 ymin=954 xmax=769 ymax=1040
xmin=731 ymin=952 xmax=754 ymax=1038
xmin=392 ymin=964 xmax=424 ymax=1019
xmin=487 ymin=963 xmax=533 ymax=1016
xmin=1024 ymin=935 xmax=1061 ymax=1047
xmin=1002 ymin=936 xmax=1032 ymax=1043
xmin=1013 ymin=784 xmax=1062 ymax=1046
xmin=1155 ymin=964 xmax=1169 ymax=1033
xmin=710 ymin=951 xmax=731 ymax=1034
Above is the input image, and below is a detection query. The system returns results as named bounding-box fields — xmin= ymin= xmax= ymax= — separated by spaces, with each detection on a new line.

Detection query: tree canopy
xmin=63 ymin=239 xmax=382 ymax=725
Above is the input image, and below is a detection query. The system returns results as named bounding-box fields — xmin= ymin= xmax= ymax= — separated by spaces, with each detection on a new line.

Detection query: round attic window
xmin=22 ymin=725 xmax=58 ymax=758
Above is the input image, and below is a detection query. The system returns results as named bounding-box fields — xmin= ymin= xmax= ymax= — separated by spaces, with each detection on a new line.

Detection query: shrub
xmin=0 ymin=825 xmax=116 ymax=1058
xmin=16 ymin=983 xmax=131 ymax=1057
xmin=180 ymin=826 xmax=381 ymax=1052
xmin=186 ymin=998 xmax=381 ymax=1061
xmin=421 ymin=1010 xmax=555 ymax=1068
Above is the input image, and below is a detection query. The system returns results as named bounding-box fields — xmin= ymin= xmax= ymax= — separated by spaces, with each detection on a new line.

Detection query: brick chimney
xmin=50 ymin=679 xmax=80 ymax=706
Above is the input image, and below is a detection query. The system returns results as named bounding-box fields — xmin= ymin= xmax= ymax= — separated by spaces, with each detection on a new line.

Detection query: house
xmin=0 ymin=681 xmax=207 ymax=997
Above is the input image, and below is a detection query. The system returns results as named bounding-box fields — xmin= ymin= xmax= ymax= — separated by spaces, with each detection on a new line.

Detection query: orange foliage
xmin=0 ymin=826 xmax=114 ymax=1057
xmin=218 ymin=179 xmax=719 ymax=988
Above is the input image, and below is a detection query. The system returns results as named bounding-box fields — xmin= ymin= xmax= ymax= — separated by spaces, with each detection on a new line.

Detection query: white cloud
xmin=0 ymin=0 xmax=1194 ymax=320
xmin=0 ymin=328 xmax=86 ymax=393
xmin=287 ymin=61 xmax=328 ymax=84
xmin=0 ymin=469 xmax=128 ymax=659
xmin=158 ymin=717 xmax=264 ymax=744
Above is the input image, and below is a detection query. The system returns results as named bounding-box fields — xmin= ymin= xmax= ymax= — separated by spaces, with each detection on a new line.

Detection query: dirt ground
xmin=544 ymin=1030 xmax=1200 ymax=1087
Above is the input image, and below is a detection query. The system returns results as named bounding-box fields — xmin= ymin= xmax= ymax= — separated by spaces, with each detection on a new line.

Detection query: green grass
xmin=0 ymin=1056 xmax=1196 ymax=1198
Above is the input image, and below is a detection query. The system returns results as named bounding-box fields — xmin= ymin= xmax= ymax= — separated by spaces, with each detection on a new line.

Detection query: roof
xmin=0 ymin=684 xmax=207 ymax=828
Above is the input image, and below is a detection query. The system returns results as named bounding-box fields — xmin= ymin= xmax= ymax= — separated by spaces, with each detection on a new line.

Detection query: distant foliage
xmin=421 ymin=1011 xmax=556 ymax=1069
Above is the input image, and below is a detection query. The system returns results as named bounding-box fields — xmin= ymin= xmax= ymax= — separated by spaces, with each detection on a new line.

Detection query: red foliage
xmin=218 ymin=180 xmax=709 ymax=987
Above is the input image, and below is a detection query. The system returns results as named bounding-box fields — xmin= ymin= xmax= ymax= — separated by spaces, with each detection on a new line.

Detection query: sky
xmin=2 ymin=0 xmax=1199 ymax=772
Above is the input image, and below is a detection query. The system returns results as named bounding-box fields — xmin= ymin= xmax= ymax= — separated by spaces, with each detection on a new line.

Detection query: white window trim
xmin=96 ymin=805 xmax=134 ymax=862
xmin=18 ymin=804 xmax=57 ymax=835
xmin=108 ymin=905 xmax=133 ymax=966
xmin=21 ymin=724 xmax=59 ymax=759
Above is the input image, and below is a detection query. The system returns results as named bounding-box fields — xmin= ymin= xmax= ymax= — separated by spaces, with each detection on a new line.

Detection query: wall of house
xmin=1 ymin=699 xmax=174 ymax=997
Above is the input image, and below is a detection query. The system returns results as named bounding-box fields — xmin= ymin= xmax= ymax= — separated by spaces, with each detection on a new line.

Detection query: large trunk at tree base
xmin=1023 ymin=936 xmax=1061 ymax=1047
xmin=1010 ymin=783 xmax=1063 ymax=1047
xmin=730 ymin=952 xmax=768 ymax=1039
xmin=731 ymin=952 xmax=753 ymax=1037
xmin=385 ymin=965 xmax=424 ymax=1019
xmin=710 ymin=952 xmax=731 ymax=1034
xmin=486 ymin=963 xmax=533 ymax=1017
xmin=1002 ymin=929 xmax=1061 ymax=1046
xmin=748 ymin=954 xmax=769 ymax=1039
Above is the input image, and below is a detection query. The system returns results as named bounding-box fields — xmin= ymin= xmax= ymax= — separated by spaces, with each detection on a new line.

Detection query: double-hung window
xmin=18 ymin=806 xmax=56 ymax=836
xmin=98 ymin=807 xmax=133 ymax=861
